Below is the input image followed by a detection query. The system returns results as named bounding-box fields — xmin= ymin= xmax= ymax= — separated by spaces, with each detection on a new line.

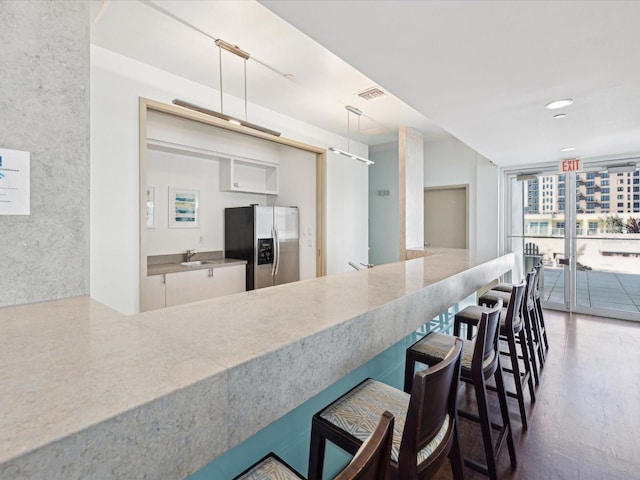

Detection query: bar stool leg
xmin=308 ymin=424 xmax=326 ymax=480
xmin=505 ymin=328 xmax=532 ymax=430
xmin=522 ymin=308 xmax=540 ymax=386
xmin=471 ymin=372 xmax=499 ymax=480
xmin=494 ymin=359 xmax=517 ymax=470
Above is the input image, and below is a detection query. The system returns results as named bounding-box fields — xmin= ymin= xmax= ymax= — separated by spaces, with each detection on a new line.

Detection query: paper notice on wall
xmin=0 ymin=147 xmax=30 ymax=215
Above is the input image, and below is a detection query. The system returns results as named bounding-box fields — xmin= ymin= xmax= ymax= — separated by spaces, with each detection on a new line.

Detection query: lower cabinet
xmin=147 ymin=274 xmax=167 ymax=311
xmin=147 ymin=265 xmax=245 ymax=310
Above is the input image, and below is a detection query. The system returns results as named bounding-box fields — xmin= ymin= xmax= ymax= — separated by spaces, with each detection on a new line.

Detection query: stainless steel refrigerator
xmin=224 ymin=205 xmax=299 ymax=291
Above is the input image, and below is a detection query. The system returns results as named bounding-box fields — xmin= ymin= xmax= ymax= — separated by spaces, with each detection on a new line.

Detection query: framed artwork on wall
xmin=168 ymin=187 xmax=199 ymax=228
xmin=146 ymin=186 xmax=155 ymax=228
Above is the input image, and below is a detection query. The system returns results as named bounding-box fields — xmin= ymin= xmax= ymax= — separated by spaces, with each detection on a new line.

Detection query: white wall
xmin=146 ymin=150 xmax=268 ymax=255
xmin=424 ymin=136 xmax=499 ymax=254
xmin=91 ymin=45 xmax=368 ymax=314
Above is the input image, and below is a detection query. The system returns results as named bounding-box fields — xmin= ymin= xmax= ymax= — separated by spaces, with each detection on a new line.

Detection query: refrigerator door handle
xmin=271 ymin=226 xmax=277 ymax=276
xmin=274 ymin=225 xmax=280 ymax=276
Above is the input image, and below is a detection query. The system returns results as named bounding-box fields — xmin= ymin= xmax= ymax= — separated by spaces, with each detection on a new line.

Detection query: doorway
xmin=423 ymin=186 xmax=468 ymax=248
xmin=506 ymin=167 xmax=640 ymax=321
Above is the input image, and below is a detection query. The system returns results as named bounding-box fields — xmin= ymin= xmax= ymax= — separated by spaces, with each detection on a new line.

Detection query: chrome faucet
xmin=186 ymin=249 xmax=197 ymax=262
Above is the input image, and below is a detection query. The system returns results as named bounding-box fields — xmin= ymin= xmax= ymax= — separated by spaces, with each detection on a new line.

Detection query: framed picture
xmin=146 ymin=186 xmax=155 ymax=228
xmin=168 ymin=187 xmax=199 ymax=228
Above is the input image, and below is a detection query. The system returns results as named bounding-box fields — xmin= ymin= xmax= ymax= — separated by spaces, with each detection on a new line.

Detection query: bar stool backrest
xmin=334 ymin=411 xmax=395 ymax=480
xmin=524 ymin=269 xmax=537 ymax=312
xmin=473 ymin=299 xmax=504 ymax=376
xmin=398 ymin=338 xmax=463 ymax=478
xmin=504 ymin=280 xmax=526 ymax=335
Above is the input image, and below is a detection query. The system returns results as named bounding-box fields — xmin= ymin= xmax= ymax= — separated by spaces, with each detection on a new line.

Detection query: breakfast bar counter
xmin=0 ymin=249 xmax=514 ymax=479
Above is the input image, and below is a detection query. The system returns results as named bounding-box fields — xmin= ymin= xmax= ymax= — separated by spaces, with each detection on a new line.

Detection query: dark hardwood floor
xmin=432 ymin=309 xmax=640 ymax=480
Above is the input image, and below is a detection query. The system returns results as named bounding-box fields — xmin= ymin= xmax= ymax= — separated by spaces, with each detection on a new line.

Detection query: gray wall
xmin=0 ymin=1 xmax=89 ymax=306
xmin=368 ymin=142 xmax=400 ymax=266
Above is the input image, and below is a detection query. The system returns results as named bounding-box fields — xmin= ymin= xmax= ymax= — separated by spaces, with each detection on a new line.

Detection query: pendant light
xmin=173 ymin=39 xmax=281 ymax=137
xmin=329 ymin=106 xmax=374 ymax=165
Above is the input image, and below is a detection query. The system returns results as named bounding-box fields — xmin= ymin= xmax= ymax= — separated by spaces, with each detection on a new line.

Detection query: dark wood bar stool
xmin=405 ymin=301 xmax=516 ymax=480
xmin=533 ymin=263 xmax=550 ymax=353
xmin=456 ymin=280 xmax=534 ymax=430
xmin=308 ymin=339 xmax=464 ymax=480
xmin=234 ymin=411 xmax=395 ymax=480
xmin=491 ymin=269 xmax=545 ymax=380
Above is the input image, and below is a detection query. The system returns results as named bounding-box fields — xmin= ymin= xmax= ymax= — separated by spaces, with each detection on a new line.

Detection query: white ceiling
xmin=91 ymin=0 xmax=640 ymax=168
xmin=90 ymin=0 xmax=445 ymax=147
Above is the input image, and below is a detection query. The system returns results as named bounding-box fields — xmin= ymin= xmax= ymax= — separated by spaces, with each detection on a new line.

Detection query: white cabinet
xmin=147 ymin=274 xmax=167 ymax=311
xmin=165 ymin=268 xmax=213 ymax=307
xmin=151 ymin=264 xmax=246 ymax=309
xmin=219 ymin=157 xmax=278 ymax=195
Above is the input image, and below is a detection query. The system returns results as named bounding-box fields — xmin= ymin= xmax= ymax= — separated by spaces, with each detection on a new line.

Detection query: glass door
xmin=508 ymin=167 xmax=640 ymax=321
xmin=571 ymin=169 xmax=640 ymax=320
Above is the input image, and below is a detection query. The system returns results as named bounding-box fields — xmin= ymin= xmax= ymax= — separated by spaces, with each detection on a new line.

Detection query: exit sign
xmin=560 ymin=159 xmax=581 ymax=172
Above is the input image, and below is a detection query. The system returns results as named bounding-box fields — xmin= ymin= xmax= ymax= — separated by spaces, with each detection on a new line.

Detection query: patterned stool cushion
xmin=456 ymin=305 xmax=520 ymax=331
xmin=479 ymin=290 xmax=511 ymax=306
xmin=410 ymin=332 xmax=495 ymax=370
xmin=493 ymin=283 xmax=514 ymax=292
xmin=319 ymin=379 xmax=450 ymax=464
xmin=234 ymin=454 xmax=303 ymax=480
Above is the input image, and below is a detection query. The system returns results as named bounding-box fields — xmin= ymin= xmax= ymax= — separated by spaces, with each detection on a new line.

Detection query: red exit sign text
xmin=561 ymin=159 xmax=581 ymax=172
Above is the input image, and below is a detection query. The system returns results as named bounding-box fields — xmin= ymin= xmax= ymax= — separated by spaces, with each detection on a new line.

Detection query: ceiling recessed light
xmin=554 ymin=113 xmax=567 ymax=119
xmin=545 ymin=99 xmax=573 ymax=110
xmin=560 ymin=147 xmax=576 ymax=152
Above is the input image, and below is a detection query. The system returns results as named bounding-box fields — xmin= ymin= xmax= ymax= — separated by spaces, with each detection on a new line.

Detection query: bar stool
xmin=308 ymin=339 xmax=464 ymax=480
xmin=234 ymin=411 xmax=394 ymax=480
xmin=491 ymin=269 xmax=545 ymax=380
xmin=457 ymin=280 xmax=534 ymax=430
xmin=533 ymin=263 xmax=550 ymax=353
xmin=405 ymin=300 xmax=516 ymax=480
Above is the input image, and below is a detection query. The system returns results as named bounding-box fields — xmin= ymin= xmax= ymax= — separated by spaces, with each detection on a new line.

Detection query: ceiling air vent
xmin=357 ymin=87 xmax=386 ymax=101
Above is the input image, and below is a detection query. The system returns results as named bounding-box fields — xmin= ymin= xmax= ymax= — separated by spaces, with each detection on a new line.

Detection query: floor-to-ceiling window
xmin=505 ymin=163 xmax=640 ymax=321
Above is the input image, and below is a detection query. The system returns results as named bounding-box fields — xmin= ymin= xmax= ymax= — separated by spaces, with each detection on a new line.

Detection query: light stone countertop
xmin=0 ymin=249 xmax=514 ymax=479
xmin=147 ymin=258 xmax=247 ymax=276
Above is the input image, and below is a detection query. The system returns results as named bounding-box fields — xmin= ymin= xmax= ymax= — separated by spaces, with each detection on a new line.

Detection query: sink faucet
xmin=186 ymin=249 xmax=197 ymax=262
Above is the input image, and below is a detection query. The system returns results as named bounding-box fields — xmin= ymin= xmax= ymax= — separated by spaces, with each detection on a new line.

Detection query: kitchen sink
xmin=180 ymin=261 xmax=213 ymax=267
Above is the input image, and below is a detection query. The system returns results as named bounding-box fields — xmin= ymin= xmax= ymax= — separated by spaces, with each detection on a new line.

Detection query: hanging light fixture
xmin=173 ymin=39 xmax=281 ymax=137
xmin=329 ymin=105 xmax=374 ymax=165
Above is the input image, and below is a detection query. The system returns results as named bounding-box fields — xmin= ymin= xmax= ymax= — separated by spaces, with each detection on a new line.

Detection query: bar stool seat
xmin=308 ymin=340 xmax=464 ymax=480
xmin=404 ymin=301 xmax=516 ymax=480
xmin=318 ymin=379 xmax=449 ymax=464
xmin=235 ymin=411 xmax=395 ymax=480
xmin=454 ymin=280 xmax=535 ymax=430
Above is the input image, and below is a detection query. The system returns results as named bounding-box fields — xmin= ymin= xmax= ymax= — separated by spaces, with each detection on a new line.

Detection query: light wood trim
xmin=139 ymin=99 xmax=149 ymax=312
xmin=139 ymin=98 xmax=327 ymax=311
xmin=316 ymin=151 xmax=327 ymax=276
xmin=140 ymin=97 xmax=325 ymax=154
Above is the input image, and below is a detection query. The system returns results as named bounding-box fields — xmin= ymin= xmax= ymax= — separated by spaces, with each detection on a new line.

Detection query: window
xmin=602 ymin=195 xmax=610 ymax=201
xmin=634 ymin=194 xmax=639 ymax=201
xmin=635 ymin=202 xmax=640 ymax=210
xmin=559 ymin=203 xmax=565 ymax=211
xmin=587 ymin=202 xmax=596 ymax=209
xmin=587 ymin=196 xmax=595 ymax=202
xmin=587 ymin=187 xmax=596 ymax=194
xmin=618 ymin=186 xmax=624 ymax=192
xmin=601 ymin=187 xmax=610 ymax=194
xmin=559 ymin=188 xmax=565 ymax=196
xmin=586 ymin=181 xmax=595 ymax=187
xmin=601 ymin=172 xmax=609 ymax=179
xmin=619 ymin=179 xmax=624 ymax=184
xmin=601 ymin=203 xmax=609 ymax=210
xmin=601 ymin=180 xmax=610 ymax=186
xmin=618 ymin=202 xmax=624 ymax=208
xmin=589 ymin=221 xmax=598 ymax=229
xmin=618 ymin=194 xmax=624 ymax=200
xmin=587 ymin=172 xmax=596 ymax=179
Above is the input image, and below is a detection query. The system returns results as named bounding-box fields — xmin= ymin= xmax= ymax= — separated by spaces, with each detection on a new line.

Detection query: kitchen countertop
xmin=147 ymin=257 xmax=247 ymax=276
xmin=0 ymin=249 xmax=514 ymax=479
